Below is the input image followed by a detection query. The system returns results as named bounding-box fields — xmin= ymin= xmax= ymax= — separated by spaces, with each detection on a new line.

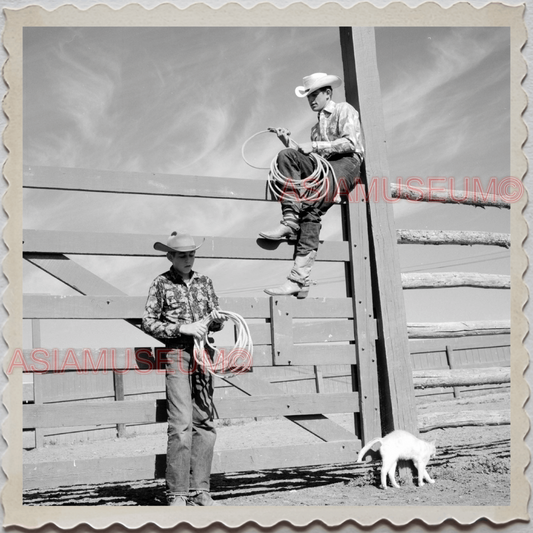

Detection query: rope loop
xmin=242 ymin=130 xmax=338 ymax=203
xmin=193 ymin=310 xmax=253 ymax=378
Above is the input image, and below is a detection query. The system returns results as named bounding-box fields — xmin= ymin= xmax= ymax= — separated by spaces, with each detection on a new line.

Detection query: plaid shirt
xmin=142 ymin=267 xmax=223 ymax=342
xmin=311 ymin=100 xmax=364 ymax=158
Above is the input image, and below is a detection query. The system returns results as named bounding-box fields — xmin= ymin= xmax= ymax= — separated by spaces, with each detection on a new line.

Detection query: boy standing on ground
xmin=142 ymin=231 xmax=225 ymax=506
xmin=260 ymin=72 xmax=365 ymax=298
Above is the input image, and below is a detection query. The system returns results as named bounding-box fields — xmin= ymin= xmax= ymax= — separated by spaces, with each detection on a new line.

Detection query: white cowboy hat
xmin=295 ymin=73 xmax=342 ymax=98
xmin=154 ymin=231 xmax=204 ymax=253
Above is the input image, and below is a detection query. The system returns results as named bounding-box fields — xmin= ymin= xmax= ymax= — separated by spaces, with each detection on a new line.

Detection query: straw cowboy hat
xmin=295 ymin=73 xmax=342 ymax=98
xmin=154 ymin=231 xmax=204 ymax=253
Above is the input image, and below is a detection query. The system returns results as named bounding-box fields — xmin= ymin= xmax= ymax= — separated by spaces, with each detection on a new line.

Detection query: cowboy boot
xmin=264 ymin=251 xmax=317 ymax=299
xmin=264 ymin=279 xmax=309 ymax=299
xmin=259 ymin=223 xmax=298 ymax=241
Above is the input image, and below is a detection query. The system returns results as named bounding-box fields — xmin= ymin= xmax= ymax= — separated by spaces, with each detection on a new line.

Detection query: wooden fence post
xmin=342 ymin=184 xmax=381 ymax=442
xmin=113 ymin=371 xmax=126 ymax=438
xmin=270 ymin=296 xmax=294 ymax=366
xmin=446 ymin=345 xmax=462 ymax=398
xmin=31 ymin=319 xmax=44 ymax=448
xmin=340 ymin=27 xmax=418 ymax=434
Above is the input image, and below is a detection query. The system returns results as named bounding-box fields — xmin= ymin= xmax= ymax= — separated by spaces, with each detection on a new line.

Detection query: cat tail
xmin=357 ymin=437 xmax=382 ymax=462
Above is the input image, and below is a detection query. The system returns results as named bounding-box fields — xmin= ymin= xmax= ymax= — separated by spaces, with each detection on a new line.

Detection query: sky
xmin=22 ymin=26 xmax=511 ymax=348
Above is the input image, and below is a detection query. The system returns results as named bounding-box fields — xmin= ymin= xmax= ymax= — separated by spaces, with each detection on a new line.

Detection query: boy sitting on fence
xmin=142 ymin=231 xmax=225 ymax=507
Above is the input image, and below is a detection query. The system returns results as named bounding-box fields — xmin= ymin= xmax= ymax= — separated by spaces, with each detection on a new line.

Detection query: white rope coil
xmin=194 ymin=310 xmax=253 ymax=378
xmin=242 ymin=129 xmax=338 ymax=203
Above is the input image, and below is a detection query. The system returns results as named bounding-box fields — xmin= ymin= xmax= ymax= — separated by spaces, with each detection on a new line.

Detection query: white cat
xmin=357 ymin=429 xmax=436 ymax=489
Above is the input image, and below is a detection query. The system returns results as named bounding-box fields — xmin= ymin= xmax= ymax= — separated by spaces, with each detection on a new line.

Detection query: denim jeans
xmin=276 ymin=148 xmax=362 ymax=255
xmin=165 ymin=346 xmax=216 ymax=495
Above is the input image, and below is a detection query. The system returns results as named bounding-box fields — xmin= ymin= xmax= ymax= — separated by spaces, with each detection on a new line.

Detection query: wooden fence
xmin=21 ymin=27 xmax=510 ymax=490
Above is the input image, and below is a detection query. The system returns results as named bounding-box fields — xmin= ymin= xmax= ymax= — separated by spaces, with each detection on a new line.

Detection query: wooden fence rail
xmin=401 ymin=272 xmax=510 ymax=290
xmin=390 ymin=183 xmax=510 ymax=208
xmin=396 ymin=229 xmax=510 ymax=248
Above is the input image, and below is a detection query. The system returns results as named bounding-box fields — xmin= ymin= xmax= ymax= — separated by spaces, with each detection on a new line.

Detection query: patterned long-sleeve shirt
xmin=310 ymin=100 xmax=365 ymax=158
xmin=142 ymin=268 xmax=223 ymax=343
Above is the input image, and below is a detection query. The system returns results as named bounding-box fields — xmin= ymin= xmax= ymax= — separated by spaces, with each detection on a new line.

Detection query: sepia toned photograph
xmin=1 ymin=2 xmax=528 ymax=529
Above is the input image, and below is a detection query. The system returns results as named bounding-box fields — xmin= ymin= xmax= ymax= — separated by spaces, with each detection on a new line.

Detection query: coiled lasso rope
xmin=241 ymin=129 xmax=338 ymax=203
xmin=193 ymin=310 xmax=253 ymax=378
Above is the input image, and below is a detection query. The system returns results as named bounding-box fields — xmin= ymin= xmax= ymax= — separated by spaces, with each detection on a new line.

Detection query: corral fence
xmin=20 ymin=27 xmax=511 ymax=490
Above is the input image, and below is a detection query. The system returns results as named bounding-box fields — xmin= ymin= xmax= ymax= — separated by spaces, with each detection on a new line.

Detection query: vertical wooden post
xmin=313 ymin=365 xmax=324 ymax=393
xmin=113 ymin=371 xmax=126 ymax=438
xmin=31 ymin=319 xmax=44 ymax=448
xmin=342 ymin=184 xmax=381 ymax=442
xmin=270 ymin=297 xmax=294 ymax=366
xmin=340 ymin=27 xmax=418 ymax=434
xmin=446 ymin=345 xmax=462 ymax=398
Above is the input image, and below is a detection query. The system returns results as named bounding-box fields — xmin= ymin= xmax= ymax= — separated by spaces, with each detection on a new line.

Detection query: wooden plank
xmin=23 ymin=431 xmax=36 ymax=450
xmin=23 ymin=164 xmax=267 ymax=201
xmin=270 ymin=296 xmax=294 ymax=366
xmin=292 ymin=298 xmax=354 ymax=318
xmin=418 ymin=409 xmax=511 ymax=432
xmin=224 ymin=373 xmax=357 ymax=442
xmin=24 ymin=294 xmax=358 ymax=323
xmin=31 ymin=319 xmax=44 ymax=449
xmin=342 ymin=26 xmax=417 ymax=433
xmin=412 ymin=367 xmax=510 ymax=388
xmin=23 ymin=229 xmax=348 ymax=262
xmin=396 ymin=229 xmax=510 ymax=248
xmin=23 ymin=382 xmax=34 ymax=402
xmin=218 ymin=392 xmax=359 ymax=418
xmin=113 ymin=372 xmax=126 ymax=438
xmin=446 ymin=345 xmax=461 ymax=398
xmin=407 ymin=321 xmax=510 ymax=338
xmin=24 ymin=294 xmax=271 ymax=321
xmin=293 ymin=320 xmax=355 ymax=344
xmin=212 ymin=440 xmax=360 ymax=473
xmin=343 ymin=182 xmax=381 ymax=443
xmin=24 ymin=393 xmax=359 ymax=428
xmin=390 ymin=183 xmax=510 ymax=209
xmin=409 ymin=334 xmax=511 ymax=354
xmin=24 ymin=400 xmax=160 ymax=428
xmin=314 ymin=366 xmax=324 ymax=393
xmin=402 ymin=272 xmax=510 ymax=290
xmin=20 ymin=343 xmax=359 ymax=371
xmin=20 ymin=348 xmax=145 ymax=372
xmin=23 ymin=440 xmax=360 ymax=490
xmin=24 ymin=253 xmax=127 ymax=296
xmin=24 ymin=294 xmax=146 ymax=320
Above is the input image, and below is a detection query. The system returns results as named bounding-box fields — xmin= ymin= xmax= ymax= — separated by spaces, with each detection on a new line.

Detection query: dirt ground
xmin=23 ymin=394 xmax=511 ymax=506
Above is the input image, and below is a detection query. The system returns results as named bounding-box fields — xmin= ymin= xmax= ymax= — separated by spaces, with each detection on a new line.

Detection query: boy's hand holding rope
xmin=191 ymin=310 xmax=254 ymax=378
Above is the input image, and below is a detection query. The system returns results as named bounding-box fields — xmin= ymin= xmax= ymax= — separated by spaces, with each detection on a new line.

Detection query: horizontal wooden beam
xmin=23 ymin=230 xmax=348 ymax=262
xmin=22 ymin=294 xmax=272 ymax=320
xmin=23 ymin=393 xmax=359 ymax=428
xmin=396 ymin=229 xmax=510 ymax=248
xmin=23 ymin=165 xmax=268 ymax=201
xmin=23 ymin=440 xmax=361 ymax=490
xmin=401 ymin=272 xmax=510 ymax=290
xmin=22 ymin=294 xmax=355 ymax=320
xmin=418 ymin=409 xmax=510 ymax=432
xmin=390 ymin=183 xmax=510 ymax=209
xmin=412 ymin=367 xmax=510 ymax=388
xmin=407 ymin=320 xmax=510 ymax=338
xmin=18 ymin=342 xmax=357 ymax=372
xmin=409 ymin=334 xmax=511 ymax=354
xmin=250 ymin=319 xmax=357 ymax=345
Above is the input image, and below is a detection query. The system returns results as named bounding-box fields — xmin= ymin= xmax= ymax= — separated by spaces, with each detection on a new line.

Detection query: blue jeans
xmin=165 ymin=346 xmax=216 ymax=495
xmin=276 ymin=148 xmax=362 ymax=255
